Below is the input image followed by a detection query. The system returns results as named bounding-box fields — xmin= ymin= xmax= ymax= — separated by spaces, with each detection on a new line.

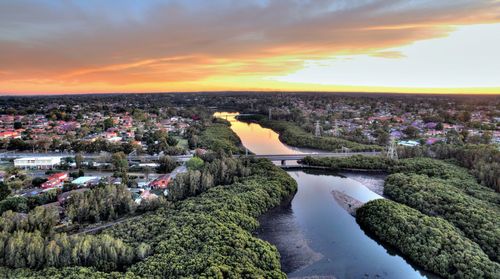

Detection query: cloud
xmin=370 ymin=51 xmax=406 ymax=59
xmin=0 ymin=0 xmax=499 ymax=92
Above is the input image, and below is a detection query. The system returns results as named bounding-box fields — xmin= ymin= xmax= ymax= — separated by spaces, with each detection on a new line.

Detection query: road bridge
xmin=249 ymin=152 xmax=381 ymax=165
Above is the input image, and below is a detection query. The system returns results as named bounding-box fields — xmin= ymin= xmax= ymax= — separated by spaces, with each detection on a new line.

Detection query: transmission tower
xmin=315 ymin=120 xmax=321 ymax=137
xmin=387 ymin=137 xmax=398 ymax=160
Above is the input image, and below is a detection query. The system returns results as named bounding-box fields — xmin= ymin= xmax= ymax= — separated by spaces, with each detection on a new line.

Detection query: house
xmin=71 ymin=176 xmax=100 ymax=187
xmin=41 ymin=172 xmax=68 ymax=189
xmin=398 ymin=140 xmax=420 ymax=147
xmin=107 ymin=136 xmax=122 ymax=142
xmin=14 ymin=157 xmax=62 ymax=169
xmin=136 ymin=179 xmax=150 ymax=188
xmin=0 ymin=131 xmax=20 ymax=139
xmin=148 ymin=174 xmax=171 ymax=189
xmin=133 ymin=189 xmax=159 ymax=204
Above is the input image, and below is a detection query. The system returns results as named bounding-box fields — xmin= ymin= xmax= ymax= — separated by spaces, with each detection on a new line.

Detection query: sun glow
xmin=0 ymin=1 xmax=499 ymax=95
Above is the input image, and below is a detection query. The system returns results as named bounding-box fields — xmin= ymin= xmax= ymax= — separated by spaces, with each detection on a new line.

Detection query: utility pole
xmin=333 ymin=119 xmax=340 ymax=137
xmin=268 ymin=108 xmax=272 ymax=120
xmin=315 ymin=120 xmax=321 ymax=137
xmin=387 ymin=136 xmax=398 ymax=160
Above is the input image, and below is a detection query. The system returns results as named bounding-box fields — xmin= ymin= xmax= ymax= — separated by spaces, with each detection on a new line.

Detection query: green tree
xmin=404 ymin=126 xmax=419 ymax=139
xmin=186 ymin=157 xmax=204 ymax=171
xmin=103 ymin=118 xmax=114 ymax=130
xmin=13 ymin=122 xmax=23 ymax=130
xmin=111 ymin=152 xmax=128 ymax=183
xmin=158 ymin=155 xmax=177 ymax=173
xmin=0 ymin=183 xmax=11 ymax=201
xmin=75 ymin=153 xmax=84 ymax=170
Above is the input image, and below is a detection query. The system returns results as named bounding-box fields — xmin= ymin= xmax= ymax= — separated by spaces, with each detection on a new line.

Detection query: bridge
xmin=213 ymin=113 xmax=253 ymax=120
xmin=0 ymin=151 xmax=380 ymax=165
xmin=250 ymin=152 xmax=381 ymax=165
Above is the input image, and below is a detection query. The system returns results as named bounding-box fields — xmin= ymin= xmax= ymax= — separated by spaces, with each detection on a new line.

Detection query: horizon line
xmin=1 ymin=90 xmax=499 ymax=97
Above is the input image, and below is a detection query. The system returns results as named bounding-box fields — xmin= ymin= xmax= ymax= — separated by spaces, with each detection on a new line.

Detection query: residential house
xmin=148 ymin=174 xmax=171 ymax=189
xmin=41 ymin=172 xmax=68 ymax=190
xmin=71 ymin=176 xmax=101 ymax=187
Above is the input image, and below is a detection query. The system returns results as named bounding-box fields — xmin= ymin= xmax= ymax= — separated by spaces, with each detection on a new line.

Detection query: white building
xmin=398 ymin=140 xmax=420 ymax=147
xmin=14 ymin=157 xmax=63 ymax=169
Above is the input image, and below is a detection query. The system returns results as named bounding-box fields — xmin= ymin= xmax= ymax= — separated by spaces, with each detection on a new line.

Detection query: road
xmin=72 ymin=215 xmax=141 ymax=236
xmin=1 ymin=151 xmax=380 ymax=163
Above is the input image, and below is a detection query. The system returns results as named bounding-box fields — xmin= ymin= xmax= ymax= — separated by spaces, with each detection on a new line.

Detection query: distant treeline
xmin=398 ymin=144 xmax=500 ymax=192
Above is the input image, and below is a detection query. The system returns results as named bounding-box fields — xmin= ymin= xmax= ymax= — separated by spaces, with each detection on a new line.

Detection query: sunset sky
xmin=1 ymin=0 xmax=500 ymax=95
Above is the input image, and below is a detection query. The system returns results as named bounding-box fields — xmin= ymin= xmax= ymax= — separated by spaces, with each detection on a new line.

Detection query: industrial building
xmin=13 ymin=157 xmax=63 ymax=169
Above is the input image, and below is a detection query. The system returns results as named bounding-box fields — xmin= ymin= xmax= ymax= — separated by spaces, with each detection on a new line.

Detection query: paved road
xmin=1 ymin=151 xmax=380 ymax=162
xmin=72 ymin=215 xmax=141 ymax=236
xmin=170 ymin=165 xmax=187 ymax=179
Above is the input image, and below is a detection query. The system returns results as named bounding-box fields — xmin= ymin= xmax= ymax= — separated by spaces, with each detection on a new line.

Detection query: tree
xmin=186 ymin=157 xmax=204 ymax=171
xmin=445 ymin=130 xmax=463 ymax=145
xmin=111 ymin=152 xmax=128 ymax=183
xmin=144 ymin=166 xmax=152 ymax=181
xmin=36 ymin=139 xmax=51 ymax=153
xmin=403 ymin=126 xmax=419 ymax=139
xmin=158 ymin=155 xmax=177 ymax=173
xmin=103 ymin=118 xmax=114 ymax=130
xmin=31 ymin=177 xmax=47 ymax=188
xmin=75 ymin=153 xmax=84 ymax=170
xmin=13 ymin=122 xmax=23 ymax=130
xmin=481 ymin=131 xmax=492 ymax=144
xmin=374 ymin=129 xmax=390 ymax=145
xmin=0 ymin=182 xmax=11 ymax=201
xmin=458 ymin=111 xmax=471 ymax=122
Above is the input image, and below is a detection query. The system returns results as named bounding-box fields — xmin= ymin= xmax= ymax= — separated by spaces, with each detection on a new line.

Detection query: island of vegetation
xmin=357 ymin=199 xmax=499 ymax=279
xmin=301 ymin=154 xmax=500 ymax=277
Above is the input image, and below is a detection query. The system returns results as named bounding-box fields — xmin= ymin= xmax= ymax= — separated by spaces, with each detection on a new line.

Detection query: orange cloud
xmin=0 ymin=0 xmax=499 ymax=94
xmin=370 ymin=51 xmax=406 ymax=59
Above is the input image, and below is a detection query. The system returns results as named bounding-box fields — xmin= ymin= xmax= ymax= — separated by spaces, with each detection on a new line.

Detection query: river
xmin=214 ymin=112 xmax=436 ymax=279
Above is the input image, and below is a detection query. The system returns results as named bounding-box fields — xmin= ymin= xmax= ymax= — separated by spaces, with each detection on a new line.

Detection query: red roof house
xmin=41 ymin=172 xmax=68 ymax=189
xmin=148 ymin=174 xmax=171 ymax=189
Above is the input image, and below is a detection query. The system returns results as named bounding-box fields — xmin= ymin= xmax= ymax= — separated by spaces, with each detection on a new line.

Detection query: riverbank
xmin=215 ymin=112 xmax=439 ymax=278
xmin=3 ymin=159 xmax=297 ymax=277
xmin=199 ymin=119 xmax=246 ymax=154
xmin=332 ymin=190 xmax=364 ymax=216
xmin=282 ymin=164 xmax=386 ymax=172
xmin=257 ymin=169 xmax=431 ymax=278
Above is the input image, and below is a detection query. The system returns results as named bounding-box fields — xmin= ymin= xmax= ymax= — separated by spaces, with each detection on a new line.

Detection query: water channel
xmin=214 ymin=112 xmax=436 ymax=279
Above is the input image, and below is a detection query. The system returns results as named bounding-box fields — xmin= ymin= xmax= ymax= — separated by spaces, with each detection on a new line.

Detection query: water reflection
xmin=214 ymin=112 xmax=437 ymax=279
xmin=213 ymin=112 xmax=320 ymax=155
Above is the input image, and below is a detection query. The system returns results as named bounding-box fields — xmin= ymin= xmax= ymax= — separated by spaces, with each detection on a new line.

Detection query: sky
xmin=0 ymin=0 xmax=499 ymax=95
